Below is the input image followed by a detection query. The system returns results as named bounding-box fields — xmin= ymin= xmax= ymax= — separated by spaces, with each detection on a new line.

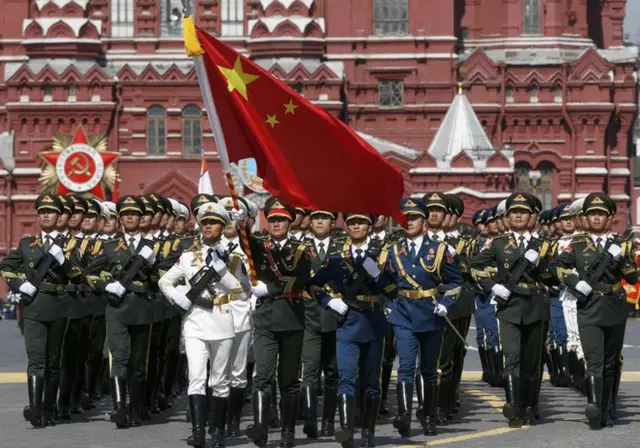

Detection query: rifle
xmin=186 ymin=265 xmax=222 ymax=309
xmin=107 ymin=252 xmax=151 ymax=306
xmin=21 ymin=236 xmax=66 ymax=306
xmin=573 ymin=228 xmax=633 ymax=302
xmin=491 ymin=235 xmax=545 ymax=307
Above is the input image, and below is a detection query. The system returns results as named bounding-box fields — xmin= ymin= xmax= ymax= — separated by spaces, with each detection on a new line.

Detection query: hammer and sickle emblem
xmin=69 ymin=153 xmax=92 ymax=177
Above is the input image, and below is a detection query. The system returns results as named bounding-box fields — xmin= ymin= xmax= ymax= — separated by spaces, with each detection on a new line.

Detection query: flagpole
xmin=183 ymin=6 xmax=257 ymax=285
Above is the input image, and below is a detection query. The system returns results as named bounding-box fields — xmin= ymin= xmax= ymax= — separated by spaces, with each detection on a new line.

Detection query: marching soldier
xmin=218 ymin=197 xmax=255 ymax=437
xmin=549 ymin=193 xmax=637 ymax=429
xmin=385 ymin=197 xmax=462 ymax=438
xmin=85 ymin=195 xmax=157 ymax=428
xmin=243 ymin=197 xmax=312 ymax=448
xmin=308 ymin=211 xmax=394 ymax=448
xmin=0 ymin=194 xmax=83 ymax=427
xmin=470 ymin=193 xmax=552 ymax=428
xmin=159 ymin=201 xmax=251 ymax=448
xmin=299 ymin=209 xmax=340 ymax=439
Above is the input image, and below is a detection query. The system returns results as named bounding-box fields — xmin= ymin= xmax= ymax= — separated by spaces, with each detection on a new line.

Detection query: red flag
xmin=192 ymin=26 xmax=406 ymax=226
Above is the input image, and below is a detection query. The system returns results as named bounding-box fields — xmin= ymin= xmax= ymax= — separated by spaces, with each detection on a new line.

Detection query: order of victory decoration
xmin=39 ymin=127 xmax=119 ymax=200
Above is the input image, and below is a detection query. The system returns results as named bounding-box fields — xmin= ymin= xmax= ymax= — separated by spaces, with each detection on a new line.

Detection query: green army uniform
xmin=300 ymin=211 xmax=341 ymax=439
xmin=245 ymin=197 xmax=312 ymax=448
xmin=86 ymin=195 xmax=156 ymax=428
xmin=0 ymin=194 xmax=83 ymax=428
xmin=470 ymin=193 xmax=553 ymax=428
xmin=549 ymin=193 xmax=638 ymax=429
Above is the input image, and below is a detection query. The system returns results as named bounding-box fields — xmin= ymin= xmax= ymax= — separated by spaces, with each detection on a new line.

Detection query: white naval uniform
xmin=556 ymin=234 xmax=584 ymax=360
xmin=158 ymin=243 xmax=250 ymax=396
xmin=221 ymin=236 xmax=254 ymax=388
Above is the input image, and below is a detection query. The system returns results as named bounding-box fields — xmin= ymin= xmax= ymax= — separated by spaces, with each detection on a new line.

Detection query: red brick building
xmin=0 ymin=0 xmax=637 ymax=260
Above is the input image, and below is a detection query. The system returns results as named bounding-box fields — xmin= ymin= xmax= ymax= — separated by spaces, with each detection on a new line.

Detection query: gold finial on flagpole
xmin=457 ymin=82 xmax=463 ymax=95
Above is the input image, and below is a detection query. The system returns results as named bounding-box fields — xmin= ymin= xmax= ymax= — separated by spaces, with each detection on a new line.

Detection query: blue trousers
xmin=394 ymin=325 xmax=443 ymax=386
xmin=548 ymin=296 xmax=567 ymax=348
xmin=336 ymin=338 xmax=383 ymax=397
xmin=474 ymin=295 xmax=500 ymax=349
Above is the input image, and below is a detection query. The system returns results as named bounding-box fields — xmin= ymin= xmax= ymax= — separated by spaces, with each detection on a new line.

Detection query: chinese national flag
xmin=192 ymin=26 xmax=406 ymax=225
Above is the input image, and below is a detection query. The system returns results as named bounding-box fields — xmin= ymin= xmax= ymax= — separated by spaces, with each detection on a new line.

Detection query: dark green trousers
xmin=254 ymin=328 xmax=304 ymax=395
xmin=301 ymin=329 xmax=338 ymax=388
xmin=106 ymin=321 xmax=151 ymax=381
xmin=23 ymin=317 xmax=67 ymax=378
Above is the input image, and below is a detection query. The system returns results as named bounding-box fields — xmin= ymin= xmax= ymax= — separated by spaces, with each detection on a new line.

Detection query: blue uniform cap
xmin=400 ymin=197 xmax=428 ymax=217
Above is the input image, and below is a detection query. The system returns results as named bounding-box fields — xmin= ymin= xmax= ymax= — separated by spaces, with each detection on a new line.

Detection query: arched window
xmin=221 ymin=0 xmax=244 ymax=36
xmin=523 ymin=0 xmax=541 ymax=34
xmin=182 ymin=105 xmax=202 ymax=156
xmin=147 ymin=106 xmax=166 ymax=155
xmin=373 ymin=0 xmax=409 ymax=36
xmin=553 ymin=86 xmax=562 ymax=103
xmin=68 ymin=83 xmax=77 ymax=102
xmin=529 ymin=85 xmax=538 ymax=103
xmin=505 ymin=86 xmax=514 ymax=104
xmin=537 ymin=163 xmax=553 ymax=210
xmin=43 ymin=84 xmax=53 ymax=102
xmin=514 ymin=163 xmax=533 ymax=194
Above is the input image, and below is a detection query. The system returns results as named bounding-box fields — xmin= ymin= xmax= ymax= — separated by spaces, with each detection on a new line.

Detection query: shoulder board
xmin=104 ymin=238 xmax=124 ymax=248
xmin=20 ymin=234 xmax=35 ymax=240
xmin=91 ymin=240 xmax=103 ymax=255
xmin=491 ymin=234 xmax=509 ymax=242
xmin=569 ymin=234 xmax=590 ymax=244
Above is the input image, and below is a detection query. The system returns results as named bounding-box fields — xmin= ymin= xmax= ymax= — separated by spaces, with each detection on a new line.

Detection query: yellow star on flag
xmin=284 ymin=98 xmax=298 ymax=115
xmin=217 ymin=56 xmax=259 ymax=101
xmin=265 ymin=114 xmax=280 ymax=128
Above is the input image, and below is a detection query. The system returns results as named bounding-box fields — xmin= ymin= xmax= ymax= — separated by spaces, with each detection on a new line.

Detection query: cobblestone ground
xmin=1 ymin=318 xmax=639 ymax=448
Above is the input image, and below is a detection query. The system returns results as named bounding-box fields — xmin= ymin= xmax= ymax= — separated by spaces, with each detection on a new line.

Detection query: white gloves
xmin=172 ymin=291 xmax=192 ymax=311
xmin=249 ymin=294 xmax=258 ymax=311
xmin=524 ymin=249 xmax=540 ymax=266
xmin=175 ymin=285 xmax=189 ymax=295
xmin=209 ymin=252 xmax=228 ymax=274
xmin=384 ymin=308 xmax=392 ymax=318
xmin=48 ymin=244 xmax=65 ymax=265
xmin=252 ymin=281 xmax=269 ymax=298
xmin=230 ymin=209 xmax=246 ymax=221
xmin=328 ymin=298 xmax=348 ymax=315
xmin=433 ymin=303 xmax=448 ymax=317
xmin=608 ymin=244 xmax=622 ymax=261
xmin=575 ymin=280 xmax=592 ymax=296
xmin=491 ymin=284 xmax=511 ymax=300
xmin=19 ymin=281 xmax=37 ymax=297
xmin=139 ymin=246 xmax=156 ymax=264
xmin=362 ymin=257 xmax=381 ymax=278
xmin=105 ymin=281 xmax=126 ymax=298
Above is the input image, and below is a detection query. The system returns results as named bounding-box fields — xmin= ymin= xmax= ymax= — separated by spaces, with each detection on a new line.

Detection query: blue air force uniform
xmin=384 ymin=197 xmax=462 ymax=437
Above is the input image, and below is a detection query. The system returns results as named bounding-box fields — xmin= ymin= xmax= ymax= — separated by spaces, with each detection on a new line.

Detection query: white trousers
xmin=561 ymin=292 xmax=584 ymax=360
xmin=229 ymin=330 xmax=252 ymax=388
xmin=185 ymin=336 xmax=233 ymax=396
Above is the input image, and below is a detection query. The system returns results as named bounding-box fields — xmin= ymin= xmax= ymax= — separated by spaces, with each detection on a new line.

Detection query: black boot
xmin=280 ymin=393 xmax=299 ymax=447
xmin=25 ymin=376 xmax=45 ymax=428
xmin=269 ymin=380 xmax=280 ymax=429
xmin=361 ymin=395 xmax=380 ymax=447
xmin=226 ymin=387 xmax=245 ymax=437
xmin=575 ymin=358 xmax=586 ymax=393
xmin=585 ymin=376 xmax=602 ymax=430
xmin=422 ymin=384 xmax=438 ymax=436
xmin=601 ymin=378 xmax=614 ymax=428
xmin=435 ymin=378 xmax=449 ymax=424
xmin=556 ymin=347 xmax=571 ymax=387
xmin=490 ymin=347 xmax=505 ymax=387
xmin=414 ymin=373 xmax=425 ymax=424
xmin=568 ymin=350 xmax=577 ymax=387
xmin=187 ymin=395 xmax=207 ymax=447
xmin=57 ymin=370 xmax=73 ymax=420
xmin=548 ymin=347 xmax=560 ymax=386
xmin=379 ymin=363 xmax=393 ymax=415
xmin=245 ymin=390 xmax=269 ymax=447
xmin=109 ymin=377 xmax=129 ymax=428
xmin=502 ymin=375 xmax=522 ymax=428
xmin=610 ymin=360 xmax=623 ymax=423
xmin=210 ymin=396 xmax=228 ymax=448
xmin=478 ymin=346 xmax=491 ymax=383
xmin=334 ymin=394 xmax=356 ymax=448
xmin=321 ymin=385 xmax=337 ymax=437
xmin=521 ymin=377 xmax=537 ymax=425
xmin=392 ymin=382 xmax=412 ymax=437
xmin=129 ymin=378 xmax=143 ymax=427
xmin=302 ymin=386 xmax=318 ymax=439
xmin=87 ymin=359 xmax=101 ymax=404
xmin=245 ymin=362 xmax=255 ymax=403
xmin=43 ymin=376 xmax=59 ymax=426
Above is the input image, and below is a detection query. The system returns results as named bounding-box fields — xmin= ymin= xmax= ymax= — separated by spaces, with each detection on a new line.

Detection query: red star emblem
xmin=40 ymin=127 xmax=118 ymax=199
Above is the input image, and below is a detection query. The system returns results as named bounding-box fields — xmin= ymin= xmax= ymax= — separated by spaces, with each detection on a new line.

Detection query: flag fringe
xmin=183 ymin=16 xmax=205 ymax=57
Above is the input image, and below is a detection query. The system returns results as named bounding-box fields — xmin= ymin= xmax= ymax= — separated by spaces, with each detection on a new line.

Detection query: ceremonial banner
xmin=198 ymin=155 xmax=214 ymax=195
xmin=184 ymin=17 xmax=406 ymax=226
